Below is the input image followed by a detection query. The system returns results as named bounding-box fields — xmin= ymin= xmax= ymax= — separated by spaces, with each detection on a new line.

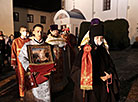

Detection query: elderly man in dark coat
xmin=71 ymin=18 xmax=120 ymax=102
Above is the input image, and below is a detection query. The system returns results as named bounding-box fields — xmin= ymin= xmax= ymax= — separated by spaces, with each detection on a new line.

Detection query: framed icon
xmin=27 ymin=45 xmax=54 ymax=65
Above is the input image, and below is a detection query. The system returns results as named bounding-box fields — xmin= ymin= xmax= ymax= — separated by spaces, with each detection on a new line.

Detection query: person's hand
xmin=100 ymin=71 xmax=112 ymax=81
xmin=54 ymin=63 xmax=57 ymax=67
xmin=12 ymin=65 xmax=16 ymax=70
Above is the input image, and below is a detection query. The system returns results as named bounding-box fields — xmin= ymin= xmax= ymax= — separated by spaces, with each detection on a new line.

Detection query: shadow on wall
xmin=78 ymin=19 xmax=130 ymax=50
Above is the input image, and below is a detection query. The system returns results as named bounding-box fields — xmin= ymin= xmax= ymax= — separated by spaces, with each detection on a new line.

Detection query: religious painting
xmin=27 ymin=45 xmax=54 ymax=65
xmin=40 ymin=16 xmax=46 ymax=24
xmin=56 ymin=13 xmax=68 ymax=20
xmin=13 ymin=12 xmax=19 ymax=22
xmin=27 ymin=14 xmax=34 ymax=23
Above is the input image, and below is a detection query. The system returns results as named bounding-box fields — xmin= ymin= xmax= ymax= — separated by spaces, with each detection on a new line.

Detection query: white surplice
xmin=18 ymin=38 xmax=51 ymax=102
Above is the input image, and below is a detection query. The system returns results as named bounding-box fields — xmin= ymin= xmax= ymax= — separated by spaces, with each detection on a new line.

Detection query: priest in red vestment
xmin=11 ymin=26 xmax=30 ymax=98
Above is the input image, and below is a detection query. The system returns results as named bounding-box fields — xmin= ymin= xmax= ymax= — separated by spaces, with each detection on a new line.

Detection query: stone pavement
xmin=110 ymin=47 xmax=138 ymax=102
xmin=126 ymin=78 xmax=138 ymax=102
xmin=0 ymin=47 xmax=138 ymax=102
xmin=110 ymin=47 xmax=138 ymax=81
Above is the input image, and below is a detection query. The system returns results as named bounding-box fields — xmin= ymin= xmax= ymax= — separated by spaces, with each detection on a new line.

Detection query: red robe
xmin=11 ymin=37 xmax=30 ymax=97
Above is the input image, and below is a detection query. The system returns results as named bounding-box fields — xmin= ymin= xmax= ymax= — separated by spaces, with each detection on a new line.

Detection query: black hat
xmin=90 ymin=23 xmax=104 ymax=37
xmin=50 ymin=24 xmax=58 ymax=31
xmin=91 ymin=18 xmax=101 ymax=26
xmin=90 ymin=18 xmax=104 ymax=37
xmin=89 ymin=20 xmax=104 ymax=44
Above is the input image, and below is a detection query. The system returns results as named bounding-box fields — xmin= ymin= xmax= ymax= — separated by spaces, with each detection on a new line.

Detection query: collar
xmin=34 ymin=38 xmax=44 ymax=44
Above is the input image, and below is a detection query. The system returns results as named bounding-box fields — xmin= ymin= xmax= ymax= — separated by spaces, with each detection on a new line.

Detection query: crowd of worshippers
xmin=0 ymin=29 xmax=36 ymax=74
xmin=0 ymin=31 xmax=14 ymax=73
xmin=1 ymin=18 xmax=120 ymax=102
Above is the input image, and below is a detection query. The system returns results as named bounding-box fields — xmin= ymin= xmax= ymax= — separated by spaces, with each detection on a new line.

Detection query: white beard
xmin=94 ymin=36 xmax=103 ymax=46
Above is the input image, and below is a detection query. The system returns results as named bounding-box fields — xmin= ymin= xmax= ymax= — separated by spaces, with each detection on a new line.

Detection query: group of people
xmin=0 ymin=31 xmax=14 ymax=74
xmin=9 ymin=18 xmax=120 ymax=102
xmin=10 ymin=24 xmax=73 ymax=101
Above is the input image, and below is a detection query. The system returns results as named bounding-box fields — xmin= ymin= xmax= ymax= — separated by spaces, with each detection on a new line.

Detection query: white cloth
xmin=94 ymin=36 xmax=103 ymax=46
xmin=80 ymin=31 xmax=90 ymax=46
xmin=94 ymin=36 xmax=109 ymax=54
xmin=18 ymin=38 xmax=51 ymax=102
xmin=45 ymin=34 xmax=66 ymax=47
xmin=32 ymin=81 xmax=50 ymax=102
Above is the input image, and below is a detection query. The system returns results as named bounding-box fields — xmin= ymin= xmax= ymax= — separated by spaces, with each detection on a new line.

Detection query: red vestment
xmin=11 ymin=37 xmax=30 ymax=97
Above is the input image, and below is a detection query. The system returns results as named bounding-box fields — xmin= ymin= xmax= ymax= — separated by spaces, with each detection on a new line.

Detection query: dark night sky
xmin=13 ymin=0 xmax=61 ymax=12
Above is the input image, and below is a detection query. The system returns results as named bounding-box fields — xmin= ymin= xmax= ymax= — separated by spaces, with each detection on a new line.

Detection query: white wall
xmin=118 ymin=0 xmax=128 ymax=19
xmin=65 ymin=0 xmax=128 ymax=21
xmin=65 ymin=0 xmax=92 ymax=21
xmin=75 ymin=0 xmax=92 ymax=21
xmin=93 ymin=0 xmax=128 ymax=21
xmin=70 ymin=18 xmax=84 ymax=34
xmin=127 ymin=0 xmax=138 ymax=44
xmin=0 ymin=0 xmax=14 ymax=36
xmin=93 ymin=0 xmax=117 ymax=21
xmin=14 ymin=7 xmax=56 ymax=33
xmin=64 ymin=0 xmax=73 ymax=11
